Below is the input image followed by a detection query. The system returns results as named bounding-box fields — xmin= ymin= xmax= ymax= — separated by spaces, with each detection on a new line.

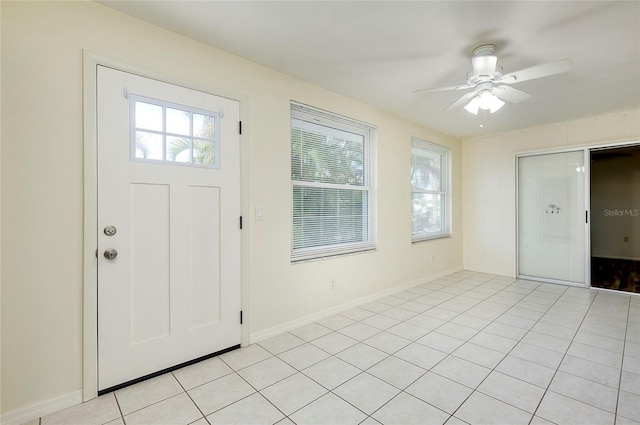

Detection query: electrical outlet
xmin=430 ymin=255 xmax=435 ymax=263
xmin=624 ymin=236 xmax=629 ymax=242
xmin=330 ymin=278 xmax=336 ymax=290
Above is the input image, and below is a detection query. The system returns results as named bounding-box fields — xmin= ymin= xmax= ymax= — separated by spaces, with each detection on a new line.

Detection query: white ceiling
xmin=99 ymin=1 xmax=640 ymax=139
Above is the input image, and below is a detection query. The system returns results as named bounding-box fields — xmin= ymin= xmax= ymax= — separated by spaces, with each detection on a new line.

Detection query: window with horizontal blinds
xmin=291 ymin=102 xmax=376 ymax=261
xmin=411 ymin=138 xmax=451 ymax=242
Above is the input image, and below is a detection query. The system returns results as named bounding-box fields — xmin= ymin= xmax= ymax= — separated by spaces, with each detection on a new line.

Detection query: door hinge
xmin=239 ymin=121 xmax=242 ymax=135
xmin=240 ymin=216 xmax=243 ymax=229
xmin=586 ymin=210 xmax=588 ymax=224
xmin=240 ymin=310 xmax=243 ymax=325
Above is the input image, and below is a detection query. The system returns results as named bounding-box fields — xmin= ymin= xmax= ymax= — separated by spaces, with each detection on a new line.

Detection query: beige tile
xmin=406 ymin=371 xmax=473 ymax=414
xmin=452 ymin=342 xmax=505 ymax=369
xmin=317 ymin=314 xmax=355 ymax=331
xmin=372 ymin=392 xmax=449 ymax=425
xmin=621 ymin=371 xmax=640 ymax=396
xmin=618 ymin=391 xmax=640 ymax=422
xmin=277 ymin=343 xmax=330 ymax=370
xmin=288 ymin=323 xmax=333 ymax=342
xmin=337 ymin=322 xmax=381 ymax=341
xmin=510 ymin=342 xmax=565 ymax=369
xmin=385 ymin=322 xmax=429 ymax=340
xmin=521 ymin=331 xmax=571 ymax=353
xmin=394 ymin=342 xmax=447 ymax=370
xmin=261 ymin=373 xmax=327 ymax=415
xmin=406 ymin=314 xmax=446 ymax=330
xmin=219 ymin=344 xmax=272 ymax=370
xmin=566 ymin=341 xmax=622 ymax=369
xmin=536 ymin=391 xmax=614 ymax=425
xmin=303 ymin=356 xmax=360 ymax=390
xmin=289 ymin=393 xmax=366 ymax=425
xmin=310 ymin=332 xmax=357 ymax=354
xmin=41 ymin=394 xmax=120 ymax=425
xmin=559 ymin=355 xmax=620 ymax=388
xmin=435 ymin=322 xmax=479 ymax=340
xmin=495 ymin=355 xmax=556 ymax=388
xmin=258 ymin=332 xmax=305 ymax=355
xmin=363 ymin=332 xmax=411 ymax=354
xmin=237 ymin=356 xmax=296 ymax=390
xmin=333 ymin=372 xmax=399 ymax=414
xmin=206 ymin=393 xmax=284 ymax=425
xmin=455 ymin=392 xmax=531 ymax=425
xmin=416 ymin=331 xmax=465 ymax=354
xmin=422 ymin=307 xmax=459 ymax=321
xmin=361 ymin=314 xmax=401 ymax=330
xmin=115 ymin=374 xmax=184 ymax=415
xmin=124 ymin=393 xmax=202 ymax=425
xmin=469 ymin=331 xmax=518 ymax=353
xmin=336 ymin=343 xmax=388 ymax=370
xmin=360 ymin=301 xmax=394 ymax=313
xmin=478 ymin=371 xmax=545 ymax=413
xmin=188 ymin=373 xmax=255 ymax=415
xmin=340 ymin=307 xmax=376 ymax=321
xmin=367 ymin=356 xmax=425 ymax=389
xmin=380 ymin=307 xmax=416 ymax=321
xmin=431 ymin=355 xmax=491 ymax=389
xmin=173 ymin=356 xmax=233 ymax=390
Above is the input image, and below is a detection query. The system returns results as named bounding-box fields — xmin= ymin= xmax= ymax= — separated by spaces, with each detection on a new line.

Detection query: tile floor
xmin=26 ymin=271 xmax=640 ymax=425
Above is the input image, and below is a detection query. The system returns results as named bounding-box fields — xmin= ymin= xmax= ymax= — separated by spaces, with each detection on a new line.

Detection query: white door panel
xmin=97 ymin=66 xmax=241 ymax=391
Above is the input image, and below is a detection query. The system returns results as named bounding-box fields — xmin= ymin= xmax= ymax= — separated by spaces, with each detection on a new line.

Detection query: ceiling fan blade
xmin=444 ymin=91 xmax=478 ymax=111
xmin=501 ymin=57 xmax=573 ymax=84
xmin=413 ymin=84 xmax=472 ymax=93
xmin=472 ymin=55 xmax=497 ymax=78
xmin=493 ymin=85 xmax=532 ymax=103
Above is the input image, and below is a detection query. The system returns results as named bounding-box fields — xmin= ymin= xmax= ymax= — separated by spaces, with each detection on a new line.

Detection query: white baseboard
xmin=1 ymin=390 xmax=82 ymax=425
xmin=249 ymin=266 xmax=462 ymax=344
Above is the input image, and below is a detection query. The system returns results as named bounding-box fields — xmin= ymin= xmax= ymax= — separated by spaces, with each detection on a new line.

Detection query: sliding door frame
xmin=516 ymin=139 xmax=640 ymax=288
xmin=515 ymin=147 xmax=589 ymax=287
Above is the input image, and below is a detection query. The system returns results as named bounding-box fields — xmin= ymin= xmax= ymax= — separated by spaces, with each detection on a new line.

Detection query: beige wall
xmin=0 ymin=1 xmax=462 ymax=416
xmin=463 ymin=110 xmax=640 ymax=276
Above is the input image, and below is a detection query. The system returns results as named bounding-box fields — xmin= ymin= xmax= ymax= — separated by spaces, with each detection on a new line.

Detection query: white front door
xmin=97 ymin=65 xmax=241 ymax=392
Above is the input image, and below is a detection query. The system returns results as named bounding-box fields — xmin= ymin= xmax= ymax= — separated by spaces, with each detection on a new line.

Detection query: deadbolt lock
xmin=104 ymin=225 xmax=117 ymax=236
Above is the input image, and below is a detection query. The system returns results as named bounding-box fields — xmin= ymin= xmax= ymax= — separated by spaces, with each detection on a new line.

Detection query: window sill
xmin=411 ymin=233 xmax=452 ymax=244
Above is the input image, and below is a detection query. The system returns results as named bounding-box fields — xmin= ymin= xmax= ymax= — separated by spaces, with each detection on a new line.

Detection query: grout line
xmin=112 ymin=389 xmax=126 ymax=425
xmin=612 ymin=295 xmax=632 ymax=425
xmin=172 ymin=371 xmax=209 ymax=424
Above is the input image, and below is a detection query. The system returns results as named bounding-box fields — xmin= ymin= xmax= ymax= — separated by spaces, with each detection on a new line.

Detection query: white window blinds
xmin=291 ymin=102 xmax=376 ymax=261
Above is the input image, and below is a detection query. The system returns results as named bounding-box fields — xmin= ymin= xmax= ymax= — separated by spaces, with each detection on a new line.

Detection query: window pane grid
xmin=131 ymin=95 xmax=218 ymax=168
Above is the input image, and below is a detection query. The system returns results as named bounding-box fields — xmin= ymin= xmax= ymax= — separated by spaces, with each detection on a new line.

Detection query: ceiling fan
xmin=414 ymin=44 xmax=573 ymax=114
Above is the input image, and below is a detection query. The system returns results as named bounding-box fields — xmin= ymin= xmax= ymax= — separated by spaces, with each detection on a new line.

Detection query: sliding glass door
xmin=517 ymin=150 xmax=587 ymax=285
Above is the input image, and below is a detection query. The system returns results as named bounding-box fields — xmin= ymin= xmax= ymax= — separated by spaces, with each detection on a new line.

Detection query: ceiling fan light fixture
xmin=464 ymin=96 xmax=480 ymax=115
xmin=464 ymin=91 xmax=504 ymax=115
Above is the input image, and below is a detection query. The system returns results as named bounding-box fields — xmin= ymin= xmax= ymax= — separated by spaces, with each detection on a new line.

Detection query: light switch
xmin=255 ymin=206 xmax=264 ymax=221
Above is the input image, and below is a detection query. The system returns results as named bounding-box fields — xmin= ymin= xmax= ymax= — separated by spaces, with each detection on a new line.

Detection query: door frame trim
xmin=82 ymin=51 xmax=249 ymax=401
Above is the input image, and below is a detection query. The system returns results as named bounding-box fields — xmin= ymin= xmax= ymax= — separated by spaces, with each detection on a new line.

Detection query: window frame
xmin=411 ymin=138 xmax=452 ymax=242
xmin=129 ymin=94 xmax=220 ymax=169
xmin=290 ymin=101 xmax=376 ymax=262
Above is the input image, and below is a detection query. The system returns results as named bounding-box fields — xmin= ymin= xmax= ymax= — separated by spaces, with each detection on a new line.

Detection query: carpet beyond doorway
xmin=591 ymin=257 xmax=640 ymax=294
